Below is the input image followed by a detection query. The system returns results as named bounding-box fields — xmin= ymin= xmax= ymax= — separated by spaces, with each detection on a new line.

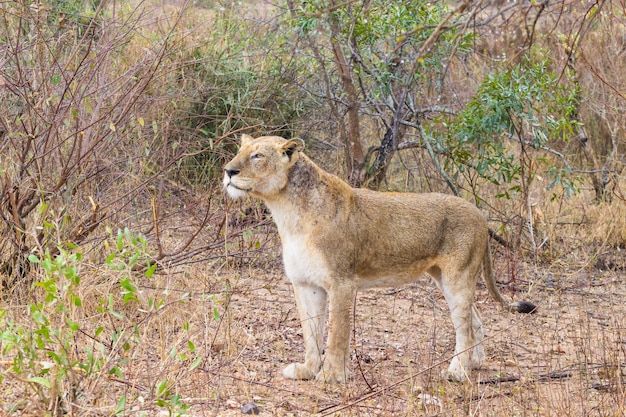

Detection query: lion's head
xmin=223 ymin=134 xmax=305 ymax=200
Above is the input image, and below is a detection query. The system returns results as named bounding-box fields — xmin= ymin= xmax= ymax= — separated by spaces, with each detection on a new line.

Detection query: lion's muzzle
xmin=223 ymin=169 xmax=249 ymax=199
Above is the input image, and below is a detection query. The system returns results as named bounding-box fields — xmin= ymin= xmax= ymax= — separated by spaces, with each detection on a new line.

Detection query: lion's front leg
xmin=283 ymin=284 xmax=327 ymax=380
xmin=316 ymin=283 xmax=356 ymax=384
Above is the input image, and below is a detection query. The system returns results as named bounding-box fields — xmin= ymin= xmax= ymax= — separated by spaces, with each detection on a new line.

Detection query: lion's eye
xmin=251 ymin=153 xmax=263 ymax=160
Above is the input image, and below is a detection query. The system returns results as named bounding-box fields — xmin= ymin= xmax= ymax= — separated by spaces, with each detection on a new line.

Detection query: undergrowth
xmin=1 ymin=228 xmax=198 ymax=416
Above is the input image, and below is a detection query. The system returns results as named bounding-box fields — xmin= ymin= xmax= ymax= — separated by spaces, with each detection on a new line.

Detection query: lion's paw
xmin=441 ymin=366 xmax=470 ymax=382
xmin=283 ymin=363 xmax=317 ymax=380
xmin=315 ymin=364 xmax=349 ymax=384
xmin=471 ymin=346 xmax=486 ymax=369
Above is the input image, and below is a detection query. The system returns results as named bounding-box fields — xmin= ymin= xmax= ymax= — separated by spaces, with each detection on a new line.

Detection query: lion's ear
xmin=241 ymin=134 xmax=255 ymax=146
xmin=282 ymin=138 xmax=305 ymax=160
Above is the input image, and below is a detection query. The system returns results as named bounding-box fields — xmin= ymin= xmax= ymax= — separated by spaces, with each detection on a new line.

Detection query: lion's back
xmin=349 ymin=189 xmax=488 ymax=264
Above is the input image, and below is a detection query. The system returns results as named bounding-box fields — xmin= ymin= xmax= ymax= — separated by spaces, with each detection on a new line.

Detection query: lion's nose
xmin=225 ymin=168 xmax=240 ymax=178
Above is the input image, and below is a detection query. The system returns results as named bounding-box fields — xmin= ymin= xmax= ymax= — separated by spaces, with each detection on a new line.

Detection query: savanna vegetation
xmin=0 ymin=0 xmax=624 ymax=415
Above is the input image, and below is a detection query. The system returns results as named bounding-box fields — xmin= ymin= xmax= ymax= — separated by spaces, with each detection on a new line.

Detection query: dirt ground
xmin=173 ymin=251 xmax=625 ymax=417
xmin=1 ymin=218 xmax=624 ymax=416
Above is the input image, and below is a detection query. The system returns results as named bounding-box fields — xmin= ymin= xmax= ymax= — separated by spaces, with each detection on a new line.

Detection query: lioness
xmin=223 ymin=134 xmax=536 ymax=383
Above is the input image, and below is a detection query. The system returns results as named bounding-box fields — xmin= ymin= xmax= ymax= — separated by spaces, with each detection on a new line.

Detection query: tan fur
xmin=223 ymin=134 xmax=535 ymax=383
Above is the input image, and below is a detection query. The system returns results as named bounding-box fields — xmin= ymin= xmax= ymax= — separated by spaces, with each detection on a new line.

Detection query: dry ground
xmin=167 ymin=255 xmax=625 ymax=417
xmin=1 ymin=208 xmax=625 ymax=416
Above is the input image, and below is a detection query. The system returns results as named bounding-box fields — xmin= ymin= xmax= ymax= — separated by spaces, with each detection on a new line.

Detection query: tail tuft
xmin=513 ymin=301 xmax=537 ymax=314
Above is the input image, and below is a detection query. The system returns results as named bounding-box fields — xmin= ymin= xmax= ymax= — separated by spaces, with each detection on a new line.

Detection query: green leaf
xmin=119 ymin=278 xmax=136 ymax=293
xmin=156 ymin=379 xmax=168 ymax=396
xmin=109 ymin=366 xmax=123 ymax=378
xmin=145 ymin=263 xmax=157 ymax=278
xmin=128 ymin=253 xmax=139 ymax=267
xmin=28 ymin=376 xmax=51 ymax=388
xmin=115 ymin=395 xmax=127 ymax=415
xmin=105 ymin=253 xmax=116 ymax=265
xmin=116 ymin=231 xmax=124 ymax=251
xmin=71 ymin=294 xmax=82 ymax=307
xmin=190 ymin=357 xmax=202 ymax=371
xmin=109 ymin=310 xmax=123 ymax=320
xmin=66 ymin=318 xmax=79 ymax=331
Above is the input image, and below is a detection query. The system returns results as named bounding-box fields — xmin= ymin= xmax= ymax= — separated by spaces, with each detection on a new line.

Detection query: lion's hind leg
xmin=283 ymin=284 xmax=327 ymax=380
xmin=430 ymin=266 xmax=479 ymax=382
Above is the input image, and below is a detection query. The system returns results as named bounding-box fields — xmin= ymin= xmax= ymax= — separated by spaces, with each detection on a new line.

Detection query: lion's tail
xmin=482 ymin=242 xmax=537 ymax=314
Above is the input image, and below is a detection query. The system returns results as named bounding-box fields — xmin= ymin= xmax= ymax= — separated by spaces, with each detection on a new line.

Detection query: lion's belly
xmin=354 ymin=261 xmax=433 ymax=289
xmin=282 ymin=233 xmax=433 ymax=290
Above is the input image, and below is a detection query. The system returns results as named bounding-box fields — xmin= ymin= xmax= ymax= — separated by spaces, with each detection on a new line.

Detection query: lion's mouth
xmin=223 ymin=172 xmax=252 ymax=199
xmin=224 ymin=180 xmax=252 ymax=199
xmin=227 ymin=183 xmax=250 ymax=192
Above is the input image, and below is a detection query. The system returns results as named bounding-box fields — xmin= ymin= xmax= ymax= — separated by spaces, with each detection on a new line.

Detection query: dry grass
xmin=3 ymin=196 xmax=624 ymax=416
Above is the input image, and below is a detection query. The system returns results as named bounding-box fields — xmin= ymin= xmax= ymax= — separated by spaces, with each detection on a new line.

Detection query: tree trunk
xmin=328 ymin=4 xmax=365 ymax=186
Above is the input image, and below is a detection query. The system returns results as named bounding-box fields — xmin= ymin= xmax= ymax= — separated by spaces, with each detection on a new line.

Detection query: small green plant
xmin=0 ymin=245 xmax=90 ymax=414
xmin=105 ymin=227 xmax=158 ymax=308
xmin=0 ymin=228 xmax=198 ymax=415
xmin=155 ymin=379 xmax=191 ymax=417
